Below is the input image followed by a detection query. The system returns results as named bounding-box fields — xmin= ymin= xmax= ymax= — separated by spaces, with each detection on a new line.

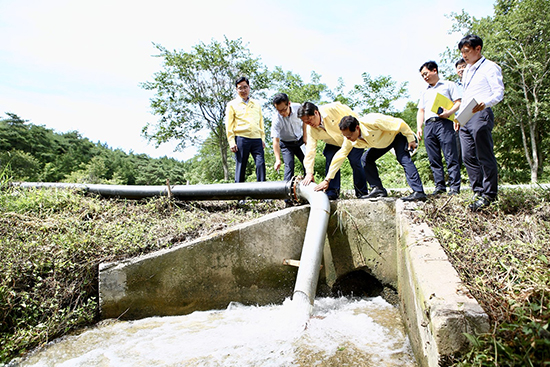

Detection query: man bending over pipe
xmin=297 ymin=102 xmax=368 ymax=200
xmin=314 ymin=115 xmax=427 ymax=201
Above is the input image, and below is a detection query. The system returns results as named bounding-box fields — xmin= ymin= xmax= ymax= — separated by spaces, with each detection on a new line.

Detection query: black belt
xmin=426 ymin=117 xmax=451 ymax=123
xmin=281 ymin=137 xmax=304 ymax=146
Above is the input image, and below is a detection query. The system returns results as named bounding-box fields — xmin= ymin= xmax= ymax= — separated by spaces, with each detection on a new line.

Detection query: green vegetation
xmin=0 ymin=183 xmax=283 ymax=364
xmin=423 ymin=188 xmax=550 ymax=366
xmin=447 ymin=0 xmax=550 ymax=184
xmin=0 ymin=113 xmax=189 ymax=185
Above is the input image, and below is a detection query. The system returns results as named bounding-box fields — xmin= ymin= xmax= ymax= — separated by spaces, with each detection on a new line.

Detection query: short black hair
xmin=235 ymin=76 xmax=249 ymax=87
xmin=272 ymin=93 xmax=289 ymax=105
xmin=455 ymin=58 xmax=466 ymax=67
xmin=297 ymin=102 xmax=319 ymax=118
xmin=339 ymin=116 xmax=359 ymax=132
xmin=419 ymin=61 xmax=438 ymax=73
xmin=458 ymin=35 xmax=483 ymax=51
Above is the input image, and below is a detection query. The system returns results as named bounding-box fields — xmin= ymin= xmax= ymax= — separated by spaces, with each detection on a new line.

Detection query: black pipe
xmin=14 ymin=179 xmax=299 ymax=201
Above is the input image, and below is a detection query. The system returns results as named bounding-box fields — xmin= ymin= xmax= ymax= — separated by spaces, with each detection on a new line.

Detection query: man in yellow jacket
xmin=314 ymin=114 xmax=427 ymax=201
xmin=225 ymin=77 xmax=266 ymax=183
xmin=297 ymin=101 xmax=368 ymax=200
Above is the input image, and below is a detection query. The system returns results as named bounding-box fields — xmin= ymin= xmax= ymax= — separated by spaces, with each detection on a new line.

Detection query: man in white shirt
xmin=417 ymin=61 xmax=462 ymax=196
xmin=458 ymin=35 xmax=504 ymax=211
xmin=271 ymin=93 xmax=306 ymax=182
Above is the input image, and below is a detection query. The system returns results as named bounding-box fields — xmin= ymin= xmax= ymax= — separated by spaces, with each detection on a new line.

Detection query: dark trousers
xmin=424 ymin=118 xmax=461 ymax=191
xmin=362 ymin=133 xmax=424 ymax=193
xmin=234 ymin=136 xmax=266 ymax=183
xmin=280 ymin=139 xmax=305 ymax=182
xmin=324 ymin=143 xmax=368 ymax=198
xmin=459 ymin=108 xmax=498 ymax=199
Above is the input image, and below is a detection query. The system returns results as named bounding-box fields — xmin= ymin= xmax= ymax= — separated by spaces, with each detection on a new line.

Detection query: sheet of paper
xmin=456 ymin=98 xmax=478 ymax=126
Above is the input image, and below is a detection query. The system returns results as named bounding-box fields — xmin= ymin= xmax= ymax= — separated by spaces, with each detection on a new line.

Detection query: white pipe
xmin=292 ymin=182 xmax=331 ymax=315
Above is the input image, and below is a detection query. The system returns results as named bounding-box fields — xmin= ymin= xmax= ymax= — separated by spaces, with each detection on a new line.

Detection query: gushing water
xmin=20 ymin=297 xmax=416 ymax=366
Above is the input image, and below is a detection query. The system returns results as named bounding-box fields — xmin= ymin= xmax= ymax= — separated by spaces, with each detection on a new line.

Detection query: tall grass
xmin=423 ymin=188 xmax=550 ymax=366
xmin=0 ymin=185 xmax=282 ymax=364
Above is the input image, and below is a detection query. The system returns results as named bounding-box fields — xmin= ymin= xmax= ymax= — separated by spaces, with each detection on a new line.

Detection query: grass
xmin=0 ymin=184 xmax=284 ymax=364
xmin=1 ymin=182 xmax=549 ymax=366
xmin=422 ymin=188 xmax=550 ymax=366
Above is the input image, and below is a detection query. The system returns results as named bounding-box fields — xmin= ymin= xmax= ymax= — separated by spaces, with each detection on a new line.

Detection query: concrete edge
xmin=395 ymin=200 xmax=490 ymax=366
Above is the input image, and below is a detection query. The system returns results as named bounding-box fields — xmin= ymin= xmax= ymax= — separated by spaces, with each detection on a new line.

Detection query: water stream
xmin=20 ymin=297 xmax=416 ymax=367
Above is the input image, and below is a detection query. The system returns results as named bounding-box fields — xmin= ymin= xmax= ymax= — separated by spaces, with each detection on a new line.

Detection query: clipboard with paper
xmin=456 ymin=98 xmax=478 ymax=127
xmin=430 ymin=93 xmax=456 ymax=120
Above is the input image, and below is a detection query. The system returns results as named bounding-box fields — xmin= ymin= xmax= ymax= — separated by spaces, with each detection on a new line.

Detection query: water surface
xmin=21 ymin=296 xmax=416 ymax=366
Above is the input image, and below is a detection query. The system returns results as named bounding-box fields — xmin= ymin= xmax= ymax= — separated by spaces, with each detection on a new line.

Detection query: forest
xmin=2 ymin=0 xmax=549 ymax=188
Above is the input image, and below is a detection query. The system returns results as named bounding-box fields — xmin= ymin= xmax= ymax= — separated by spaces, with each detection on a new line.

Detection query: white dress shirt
xmin=271 ymin=102 xmax=304 ymax=142
xmin=460 ymin=56 xmax=504 ymax=113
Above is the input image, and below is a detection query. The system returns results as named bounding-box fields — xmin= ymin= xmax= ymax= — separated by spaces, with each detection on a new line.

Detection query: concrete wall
xmin=99 ymin=199 xmax=489 ymax=366
xmin=322 ymin=199 xmax=397 ymax=288
xmin=395 ymin=201 xmax=490 ymax=366
xmin=99 ymin=206 xmax=308 ymax=319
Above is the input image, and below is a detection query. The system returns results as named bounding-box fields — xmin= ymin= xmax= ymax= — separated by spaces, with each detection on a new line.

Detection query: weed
xmin=423 ymin=187 xmax=550 ymax=366
xmin=0 ymin=186 xmax=284 ymax=363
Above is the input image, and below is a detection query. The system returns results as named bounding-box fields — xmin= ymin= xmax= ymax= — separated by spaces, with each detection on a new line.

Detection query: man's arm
xmin=416 ymin=108 xmax=425 ymax=140
xmin=225 ymin=104 xmax=238 ymax=152
xmin=473 ymin=63 xmax=504 ymax=112
xmin=259 ymin=107 xmax=266 ymax=148
xmin=314 ymin=141 xmax=352 ymax=192
xmin=302 ymin=126 xmax=317 ymax=185
xmin=273 ymin=138 xmax=282 ymax=172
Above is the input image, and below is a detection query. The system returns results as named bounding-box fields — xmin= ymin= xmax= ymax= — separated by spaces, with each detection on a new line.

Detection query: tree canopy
xmin=0 ymin=113 xmax=188 ymax=186
xmin=450 ymin=0 xmax=550 ymax=183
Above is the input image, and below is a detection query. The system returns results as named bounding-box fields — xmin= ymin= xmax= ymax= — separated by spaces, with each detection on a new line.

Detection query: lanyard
xmin=464 ymin=58 xmax=486 ymax=91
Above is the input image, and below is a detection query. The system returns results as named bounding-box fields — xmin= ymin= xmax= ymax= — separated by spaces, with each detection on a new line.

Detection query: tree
xmin=330 ymin=77 xmax=357 ymax=107
xmin=141 ymin=37 xmax=270 ymax=181
xmin=270 ymin=68 xmax=328 ymax=104
xmin=450 ymin=0 xmax=550 ymax=182
xmin=352 ymin=73 xmax=409 ymax=115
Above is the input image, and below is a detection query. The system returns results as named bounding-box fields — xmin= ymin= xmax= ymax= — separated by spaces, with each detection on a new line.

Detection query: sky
xmin=0 ymin=0 xmax=496 ymax=161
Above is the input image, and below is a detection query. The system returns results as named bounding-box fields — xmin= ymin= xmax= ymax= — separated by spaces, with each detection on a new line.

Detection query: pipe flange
xmin=290 ymin=176 xmax=302 ymax=203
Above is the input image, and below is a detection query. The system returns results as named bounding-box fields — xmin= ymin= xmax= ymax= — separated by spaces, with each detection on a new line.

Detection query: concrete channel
xmin=98 ymin=198 xmax=489 ymax=367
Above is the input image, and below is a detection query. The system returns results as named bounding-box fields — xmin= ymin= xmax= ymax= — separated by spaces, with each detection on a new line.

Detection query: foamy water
xmin=20 ymin=297 xmax=416 ymax=366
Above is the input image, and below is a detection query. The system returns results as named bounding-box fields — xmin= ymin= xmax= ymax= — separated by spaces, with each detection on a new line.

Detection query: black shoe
xmin=360 ymin=187 xmax=388 ymax=199
xmin=430 ymin=187 xmax=447 ymax=196
xmin=448 ymin=189 xmax=460 ymax=196
xmin=401 ymin=191 xmax=427 ymax=202
xmin=469 ymin=196 xmax=492 ymax=211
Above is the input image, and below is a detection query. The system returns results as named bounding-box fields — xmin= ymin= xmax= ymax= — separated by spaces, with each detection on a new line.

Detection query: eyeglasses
xmin=236 ymin=85 xmax=249 ymax=91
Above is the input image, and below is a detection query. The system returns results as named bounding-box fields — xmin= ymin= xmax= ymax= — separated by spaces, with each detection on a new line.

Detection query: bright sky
xmin=0 ymin=0 xmax=495 ymax=161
